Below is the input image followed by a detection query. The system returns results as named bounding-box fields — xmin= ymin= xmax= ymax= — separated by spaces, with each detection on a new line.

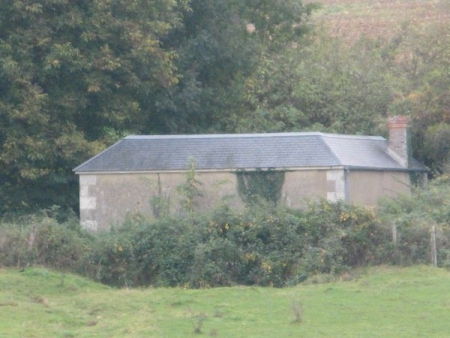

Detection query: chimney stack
xmin=388 ymin=115 xmax=410 ymax=168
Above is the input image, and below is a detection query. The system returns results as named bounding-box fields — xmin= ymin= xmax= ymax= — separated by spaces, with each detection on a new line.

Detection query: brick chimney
xmin=387 ymin=115 xmax=410 ymax=168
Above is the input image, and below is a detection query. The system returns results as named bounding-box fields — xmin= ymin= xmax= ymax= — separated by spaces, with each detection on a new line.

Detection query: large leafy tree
xmin=387 ymin=22 xmax=450 ymax=174
xmin=147 ymin=0 xmax=316 ymax=133
xmin=0 ymin=0 xmax=316 ymax=213
xmin=230 ymin=32 xmax=394 ymax=135
xmin=0 ymin=0 xmax=187 ymax=212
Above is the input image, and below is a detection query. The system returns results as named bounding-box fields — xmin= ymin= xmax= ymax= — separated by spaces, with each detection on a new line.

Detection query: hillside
xmin=309 ymin=0 xmax=450 ymax=42
xmin=1 ymin=266 xmax=450 ymax=337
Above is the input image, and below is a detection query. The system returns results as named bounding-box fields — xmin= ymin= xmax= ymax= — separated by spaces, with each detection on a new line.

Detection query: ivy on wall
xmin=177 ymin=157 xmax=203 ymax=213
xmin=149 ymin=174 xmax=171 ymax=219
xmin=236 ymin=169 xmax=285 ymax=206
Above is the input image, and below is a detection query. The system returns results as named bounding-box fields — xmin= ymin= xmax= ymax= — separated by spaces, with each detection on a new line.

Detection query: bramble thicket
xmin=2 ymin=176 xmax=450 ymax=287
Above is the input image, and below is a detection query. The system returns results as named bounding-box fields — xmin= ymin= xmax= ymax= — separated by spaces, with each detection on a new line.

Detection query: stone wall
xmin=347 ymin=170 xmax=410 ymax=205
xmin=80 ymin=171 xmax=241 ymax=231
xmin=79 ymin=168 xmax=412 ymax=230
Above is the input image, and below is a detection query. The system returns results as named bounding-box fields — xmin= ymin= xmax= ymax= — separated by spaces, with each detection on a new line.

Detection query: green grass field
xmin=1 ymin=266 xmax=450 ymax=337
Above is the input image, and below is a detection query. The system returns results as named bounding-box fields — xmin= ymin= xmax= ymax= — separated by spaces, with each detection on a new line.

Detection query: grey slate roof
xmin=73 ymin=132 xmax=428 ymax=173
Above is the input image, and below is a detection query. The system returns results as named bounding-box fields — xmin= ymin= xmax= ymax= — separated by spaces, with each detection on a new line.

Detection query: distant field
xmin=1 ymin=266 xmax=450 ymax=337
xmin=308 ymin=0 xmax=450 ymax=42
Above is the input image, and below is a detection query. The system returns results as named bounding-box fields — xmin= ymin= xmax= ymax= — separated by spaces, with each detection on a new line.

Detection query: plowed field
xmin=308 ymin=0 xmax=450 ymax=42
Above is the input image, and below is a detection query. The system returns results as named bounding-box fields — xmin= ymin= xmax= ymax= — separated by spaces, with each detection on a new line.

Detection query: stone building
xmin=74 ymin=116 xmax=427 ymax=231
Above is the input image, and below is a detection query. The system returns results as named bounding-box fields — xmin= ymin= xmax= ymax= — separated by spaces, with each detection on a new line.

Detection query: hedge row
xmin=2 ymin=192 xmax=449 ymax=288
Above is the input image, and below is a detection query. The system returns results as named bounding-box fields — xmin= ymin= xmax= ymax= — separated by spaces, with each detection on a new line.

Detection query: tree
xmin=0 ymin=0 xmax=317 ymax=213
xmin=231 ymin=31 xmax=394 ymax=135
xmin=146 ymin=0 xmax=317 ymax=134
xmin=0 ymin=0 xmax=187 ymax=213
xmin=385 ymin=21 xmax=450 ymax=172
xmin=422 ymin=124 xmax=450 ymax=174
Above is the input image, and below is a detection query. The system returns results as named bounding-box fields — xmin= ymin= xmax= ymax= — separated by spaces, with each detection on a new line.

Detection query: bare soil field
xmin=308 ymin=0 xmax=450 ymax=42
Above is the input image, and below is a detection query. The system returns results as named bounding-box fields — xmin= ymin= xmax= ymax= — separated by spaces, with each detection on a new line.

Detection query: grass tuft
xmin=291 ymin=300 xmax=303 ymax=323
xmin=29 ymin=295 xmax=48 ymax=306
xmin=192 ymin=312 xmax=207 ymax=334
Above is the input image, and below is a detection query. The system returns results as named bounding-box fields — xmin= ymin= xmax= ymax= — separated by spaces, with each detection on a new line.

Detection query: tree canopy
xmin=0 ymin=0 xmax=188 ymax=211
xmin=1 ymin=0 xmax=450 ymax=214
xmin=0 ymin=0 xmax=315 ymax=213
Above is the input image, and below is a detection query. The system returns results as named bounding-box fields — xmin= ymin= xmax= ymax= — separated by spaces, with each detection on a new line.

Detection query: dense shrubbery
xmin=377 ymin=175 xmax=450 ymax=267
xmin=0 ymin=209 xmax=94 ymax=273
xmin=78 ymin=202 xmax=384 ymax=287
xmin=2 ymin=178 xmax=450 ymax=287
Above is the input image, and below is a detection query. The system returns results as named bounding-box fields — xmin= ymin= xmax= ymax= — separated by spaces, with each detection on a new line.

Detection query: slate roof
xmin=73 ymin=132 xmax=428 ymax=173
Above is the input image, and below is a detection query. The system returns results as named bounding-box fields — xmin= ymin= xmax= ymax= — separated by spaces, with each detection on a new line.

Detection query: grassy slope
xmin=1 ymin=266 xmax=450 ymax=337
xmin=308 ymin=0 xmax=450 ymax=42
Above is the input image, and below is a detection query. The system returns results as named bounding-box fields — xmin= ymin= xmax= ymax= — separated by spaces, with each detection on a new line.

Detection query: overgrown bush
xmin=85 ymin=178 xmax=450 ymax=288
xmin=80 ymin=202 xmax=384 ymax=288
xmin=377 ymin=175 xmax=450 ymax=266
xmin=4 ymin=178 xmax=450 ymax=288
xmin=0 ymin=221 xmax=29 ymax=267
xmin=0 ymin=209 xmax=94 ymax=272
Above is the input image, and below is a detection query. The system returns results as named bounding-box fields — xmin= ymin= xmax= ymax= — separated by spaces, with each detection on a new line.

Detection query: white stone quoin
xmin=326 ymin=169 xmax=346 ymax=202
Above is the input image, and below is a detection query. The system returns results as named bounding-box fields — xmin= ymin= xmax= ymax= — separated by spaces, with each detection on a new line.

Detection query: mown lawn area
xmin=1 ymin=266 xmax=450 ymax=337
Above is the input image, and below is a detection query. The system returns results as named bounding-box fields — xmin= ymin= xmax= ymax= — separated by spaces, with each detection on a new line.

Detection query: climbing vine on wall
xmin=236 ymin=169 xmax=285 ymax=206
xmin=149 ymin=174 xmax=171 ymax=219
xmin=177 ymin=157 xmax=203 ymax=213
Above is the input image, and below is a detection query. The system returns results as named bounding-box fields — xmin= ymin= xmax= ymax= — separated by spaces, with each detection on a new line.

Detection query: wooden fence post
xmin=431 ymin=225 xmax=437 ymax=267
xmin=391 ymin=222 xmax=397 ymax=246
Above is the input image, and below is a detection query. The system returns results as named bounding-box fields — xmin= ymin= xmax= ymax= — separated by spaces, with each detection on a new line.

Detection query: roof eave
xmin=345 ymin=165 xmax=429 ymax=173
xmin=74 ymin=165 xmax=348 ymax=175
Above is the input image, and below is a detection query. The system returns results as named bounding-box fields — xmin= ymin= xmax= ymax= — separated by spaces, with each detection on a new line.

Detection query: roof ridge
xmin=317 ymin=134 xmax=342 ymax=166
xmin=320 ymin=133 xmax=385 ymax=140
xmin=124 ymin=132 xmax=384 ymax=140
xmin=125 ymin=132 xmax=323 ymax=140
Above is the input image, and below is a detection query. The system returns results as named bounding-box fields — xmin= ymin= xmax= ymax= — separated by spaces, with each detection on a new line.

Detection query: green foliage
xmin=0 ymin=209 xmax=93 ymax=271
xmin=82 ymin=219 xmax=139 ymax=287
xmin=377 ymin=175 xmax=450 ymax=264
xmin=386 ymin=22 xmax=450 ymax=171
xmin=228 ymin=17 xmax=450 ymax=173
xmin=0 ymin=0 xmax=315 ymax=214
xmin=236 ymin=169 xmax=285 ymax=206
xmin=378 ymin=175 xmax=450 ymax=227
xmin=0 ymin=0 xmax=188 ymax=213
xmin=87 ymin=182 xmax=450 ymax=288
xmin=422 ymin=123 xmax=450 ymax=174
xmin=3 ymin=0 xmax=450 ymax=287
xmin=152 ymin=0 xmax=315 ymax=134
xmin=148 ymin=174 xmax=171 ymax=218
xmin=231 ymin=32 xmax=393 ymax=135
xmin=177 ymin=158 xmax=202 ymax=213
xmin=80 ymin=202 xmax=384 ymax=288
xmin=2 ymin=0 xmax=450 ymax=214
xmin=5 ymin=177 xmax=450 ymax=289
